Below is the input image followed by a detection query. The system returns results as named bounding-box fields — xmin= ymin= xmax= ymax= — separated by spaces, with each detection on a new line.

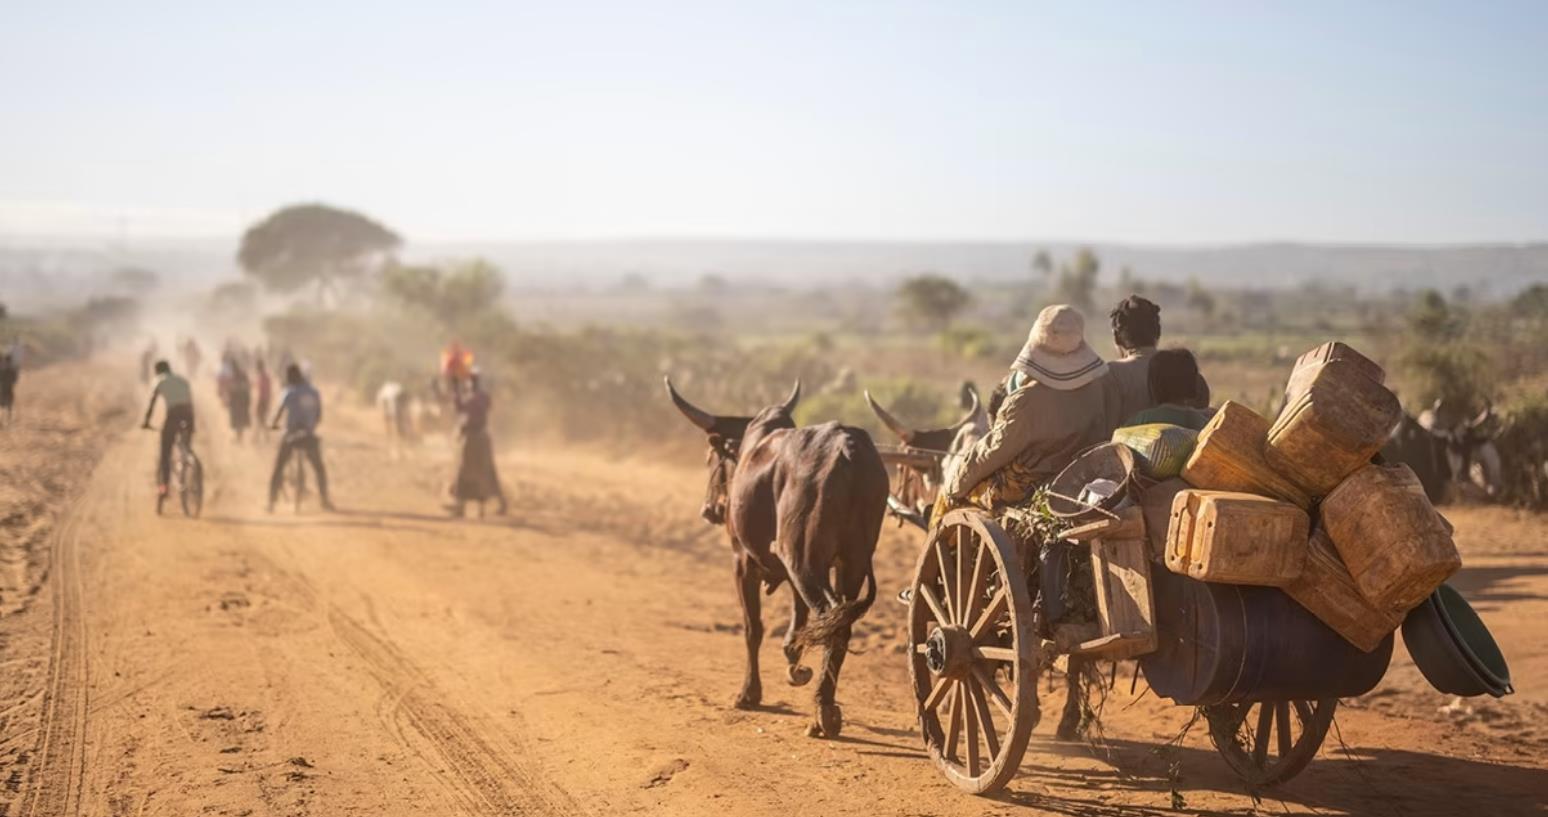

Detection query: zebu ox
xmin=864 ymin=386 xmax=988 ymax=527
xmin=865 ymin=385 xmax=1095 ymax=741
xmin=666 ymin=379 xmax=888 ymax=738
xmin=1382 ymin=408 xmax=1504 ymax=504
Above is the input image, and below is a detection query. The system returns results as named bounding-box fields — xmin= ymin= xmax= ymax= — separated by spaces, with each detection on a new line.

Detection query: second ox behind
xmin=667 ymin=378 xmax=888 ymax=738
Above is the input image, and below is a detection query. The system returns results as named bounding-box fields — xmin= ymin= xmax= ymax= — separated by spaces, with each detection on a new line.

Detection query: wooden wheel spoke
xmin=954 ymin=527 xmax=967 ymax=623
xmin=917 ymin=585 xmax=951 ymax=631
xmin=964 ymin=681 xmax=981 ymax=777
xmin=968 ymin=678 xmax=1000 ymax=758
xmin=962 ymin=536 xmax=987 ymax=624
xmin=1252 ymin=704 xmax=1273 ymax=766
xmin=972 ymin=664 xmax=1014 ymax=720
xmin=970 ymin=588 xmax=1007 ymax=642
xmin=933 ymin=538 xmax=958 ymax=624
xmin=973 ymin=646 xmax=1017 ymax=663
xmin=944 ymin=685 xmax=963 ymax=761
xmin=923 ymin=674 xmax=953 ymax=712
xmin=1293 ymin=700 xmax=1314 ymax=725
xmin=1275 ymin=702 xmax=1293 ymax=759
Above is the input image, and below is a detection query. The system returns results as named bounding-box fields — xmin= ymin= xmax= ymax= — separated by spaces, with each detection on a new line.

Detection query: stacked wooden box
xmin=1164 ymin=342 xmax=1461 ymax=652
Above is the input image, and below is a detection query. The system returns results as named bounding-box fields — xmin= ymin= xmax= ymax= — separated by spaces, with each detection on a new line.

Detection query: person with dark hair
xmin=1104 ymin=295 xmax=1163 ymax=425
xmin=267 ymin=363 xmax=334 ymax=512
xmin=1123 ymin=348 xmax=1214 ymax=430
xmin=141 ymin=359 xmax=195 ymax=512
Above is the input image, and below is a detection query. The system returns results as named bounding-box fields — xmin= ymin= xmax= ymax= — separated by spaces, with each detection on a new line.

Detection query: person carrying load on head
xmin=1121 ymin=348 xmax=1214 ymax=431
xmin=446 ymin=370 xmax=508 ymax=517
xmin=141 ymin=360 xmax=194 ymax=510
xmin=941 ymin=304 xmax=1115 ymax=512
xmin=441 ymin=340 xmax=475 ymax=393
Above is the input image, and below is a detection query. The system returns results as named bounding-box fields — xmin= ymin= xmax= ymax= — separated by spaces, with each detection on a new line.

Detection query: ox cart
xmin=882 ymin=444 xmax=1391 ymax=796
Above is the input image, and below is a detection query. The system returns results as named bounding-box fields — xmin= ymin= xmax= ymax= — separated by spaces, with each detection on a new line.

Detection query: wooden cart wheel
xmin=1203 ymin=698 xmax=1337 ymax=787
xmin=908 ymin=509 xmax=1039 ymax=795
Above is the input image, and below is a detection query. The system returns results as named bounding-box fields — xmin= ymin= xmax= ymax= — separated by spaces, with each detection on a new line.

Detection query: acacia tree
xmin=381 ymin=258 xmax=506 ymax=327
xmin=895 ymin=273 xmax=971 ymax=332
xmin=1054 ymin=247 xmax=1100 ymax=313
xmin=237 ymin=204 xmax=401 ymax=305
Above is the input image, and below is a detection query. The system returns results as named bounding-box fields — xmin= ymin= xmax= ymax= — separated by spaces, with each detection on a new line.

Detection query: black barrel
xmin=1141 ymin=567 xmax=1393 ymax=706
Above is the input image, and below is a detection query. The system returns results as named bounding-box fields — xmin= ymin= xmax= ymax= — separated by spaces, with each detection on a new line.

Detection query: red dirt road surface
xmin=1 ymin=361 xmax=1545 ymax=816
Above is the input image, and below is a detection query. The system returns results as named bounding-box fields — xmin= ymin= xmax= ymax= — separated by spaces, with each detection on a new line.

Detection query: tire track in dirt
xmin=18 ymin=481 xmax=96 ymax=817
xmin=327 ymin=605 xmax=584 ymax=817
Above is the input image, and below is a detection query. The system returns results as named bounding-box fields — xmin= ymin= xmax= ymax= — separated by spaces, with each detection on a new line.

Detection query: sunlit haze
xmin=2 ymin=1 xmax=1545 ymax=243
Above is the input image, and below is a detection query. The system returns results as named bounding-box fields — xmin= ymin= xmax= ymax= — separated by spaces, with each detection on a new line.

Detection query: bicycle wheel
xmin=181 ymin=454 xmax=204 ymax=518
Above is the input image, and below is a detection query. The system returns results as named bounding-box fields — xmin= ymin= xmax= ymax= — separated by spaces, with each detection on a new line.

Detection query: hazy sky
xmin=2 ymin=1 xmax=1544 ymax=243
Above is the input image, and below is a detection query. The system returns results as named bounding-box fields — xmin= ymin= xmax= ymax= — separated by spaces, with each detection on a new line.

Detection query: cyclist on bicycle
xmin=141 ymin=360 xmax=194 ymax=511
xmin=267 ymin=363 xmax=335 ymax=512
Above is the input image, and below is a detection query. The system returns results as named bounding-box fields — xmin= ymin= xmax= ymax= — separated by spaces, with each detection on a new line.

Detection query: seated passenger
xmin=1122 ymin=348 xmax=1214 ymax=430
xmin=944 ymin=305 xmax=1112 ymax=508
xmin=1104 ymin=295 xmax=1213 ymax=429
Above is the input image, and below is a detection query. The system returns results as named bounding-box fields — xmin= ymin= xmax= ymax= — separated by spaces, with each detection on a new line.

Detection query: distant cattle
xmin=667 ymin=378 xmax=888 ymax=738
xmin=1382 ymin=407 xmax=1503 ymax=503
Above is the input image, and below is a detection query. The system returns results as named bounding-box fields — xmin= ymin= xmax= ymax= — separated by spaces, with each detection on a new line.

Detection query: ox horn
xmin=951 ymin=386 xmax=982 ymax=430
xmin=664 ymin=377 xmax=717 ymax=432
xmin=779 ymin=380 xmax=802 ymax=415
xmin=864 ymin=390 xmax=914 ymax=443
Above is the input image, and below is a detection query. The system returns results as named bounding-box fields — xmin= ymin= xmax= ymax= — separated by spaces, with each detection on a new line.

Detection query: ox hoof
xmin=732 ymin=689 xmax=762 ymax=710
xmin=808 ymin=704 xmax=842 ymax=739
xmin=1055 ymin=711 xmax=1082 ymax=741
xmin=786 ymin=664 xmax=813 ymax=687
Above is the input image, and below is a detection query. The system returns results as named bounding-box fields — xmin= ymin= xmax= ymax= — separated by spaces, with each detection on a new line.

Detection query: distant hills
xmin=2 ymin=237 xmax=1545 ymax=310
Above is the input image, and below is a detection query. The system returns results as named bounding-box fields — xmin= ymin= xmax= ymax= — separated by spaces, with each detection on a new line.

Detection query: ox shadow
xmin=992 ymin=734 xmax=1548 ymax=817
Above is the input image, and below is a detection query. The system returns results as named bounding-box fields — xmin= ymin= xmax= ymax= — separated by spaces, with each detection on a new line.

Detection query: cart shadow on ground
xmin=991 ymin=734 xmax=1548 ymax=817
xmin=1447 ymin=561 xmax=1548 ymax=607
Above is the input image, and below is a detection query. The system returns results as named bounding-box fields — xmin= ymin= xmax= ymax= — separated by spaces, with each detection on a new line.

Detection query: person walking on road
xmin=267 ymin=363 xmax=335 ymax=512
xmin=0 ymin=352 xmax=19 ymax=428
xmin=446 ymin=371 xmax=508 ymax=517
xmin=253 ymin=357 xmax=273 ymax=443
xmin=141 ymin=360 xmax=195 ymax=513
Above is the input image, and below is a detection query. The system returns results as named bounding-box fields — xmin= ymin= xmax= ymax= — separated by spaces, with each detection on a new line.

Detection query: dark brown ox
xmin=666 ymin=378 xmax=888 ymax=738
xmin=866 ymin=384 xmax=1094 ymax=740
xmin=865 ymin=386 xmax=987 ymax=526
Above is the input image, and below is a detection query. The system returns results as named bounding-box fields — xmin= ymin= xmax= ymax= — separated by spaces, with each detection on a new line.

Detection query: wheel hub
xmin=925 ymin=625 xmax=976 ymax=678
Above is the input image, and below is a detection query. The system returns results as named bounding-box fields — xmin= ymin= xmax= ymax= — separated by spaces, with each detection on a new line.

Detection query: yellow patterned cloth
xmin=930 ymin=456 xmax=1049 ymax=529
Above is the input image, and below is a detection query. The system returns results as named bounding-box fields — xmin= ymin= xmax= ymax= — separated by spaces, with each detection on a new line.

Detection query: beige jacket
xmin=946 ymin=375 xmax=1113 ymax=499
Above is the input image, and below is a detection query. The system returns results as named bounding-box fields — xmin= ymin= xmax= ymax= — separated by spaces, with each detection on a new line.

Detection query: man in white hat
xmin=944 ymin=304 xmax=1114 ymax=506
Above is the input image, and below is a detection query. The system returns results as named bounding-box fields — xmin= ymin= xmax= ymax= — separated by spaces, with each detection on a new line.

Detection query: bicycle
xmin=148 ymin=420 xmax=203 ymax=517
xmin=274 ymin=429 xmax=321 ymax=513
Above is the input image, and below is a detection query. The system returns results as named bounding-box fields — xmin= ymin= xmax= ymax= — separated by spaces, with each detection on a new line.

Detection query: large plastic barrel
xmin=1141 ymin=567 xmax=1393 ymax=706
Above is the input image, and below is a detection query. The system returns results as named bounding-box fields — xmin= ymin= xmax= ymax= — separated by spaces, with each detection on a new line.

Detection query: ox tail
xmin=794 ymin=569 xmax=876 ymax=651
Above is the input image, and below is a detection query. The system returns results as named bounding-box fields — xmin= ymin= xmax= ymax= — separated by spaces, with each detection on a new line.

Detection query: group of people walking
xmin=139 ymin=337 xmax=508 ymax=518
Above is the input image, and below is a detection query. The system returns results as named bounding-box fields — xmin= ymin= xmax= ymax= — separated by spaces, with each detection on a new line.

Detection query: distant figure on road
xmin=141 ymin=360 xmax=194 ymax=511
xmin=446 ymin=371 xmax=507 ymax=517
xmin=139 ymin=339 xmax=158 ymax=384
xmin=376 ymin=380 xmax=414 ymax=458
xmin=227 ymin=361 xmax=252 ymax=442
xmin=181 ymin=338 xmax=204 ymax=380
xmin=253 ymin=357 xmax=273 ymax=443
xmin=0 ymin=352 xmax=18 ymax=427
xmin=267 ymin=364 xmax=335 ymax=512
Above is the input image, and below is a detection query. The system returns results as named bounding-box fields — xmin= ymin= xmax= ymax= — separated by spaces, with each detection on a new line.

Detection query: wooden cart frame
xmin=896 ymin=492 xmax=1337 ymax=795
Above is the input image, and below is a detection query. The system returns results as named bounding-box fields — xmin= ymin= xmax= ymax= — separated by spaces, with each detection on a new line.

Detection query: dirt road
xmin=2 ymin=364 xmax=1545 ymax=816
